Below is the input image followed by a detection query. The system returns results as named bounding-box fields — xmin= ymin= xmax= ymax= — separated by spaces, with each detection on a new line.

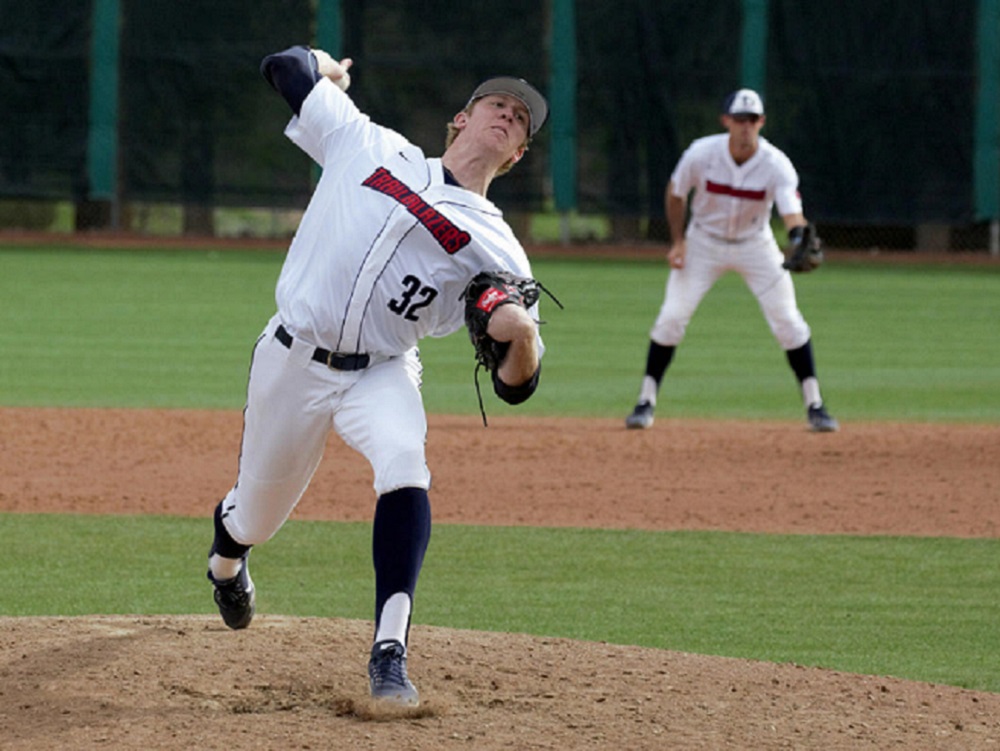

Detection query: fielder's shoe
xmin=625 ymin=401 xmax=655 ymax=430
xmin=207 ymin=553 xmax=255 ymax=630
xmin=807 ymin=404 xmax=840 ymax=433
xmin=368 ymin=639 xmax=419 ymax=706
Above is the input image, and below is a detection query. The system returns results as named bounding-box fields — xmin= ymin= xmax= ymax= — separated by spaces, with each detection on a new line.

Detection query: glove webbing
xmin=473 ymin=282 xmax=563 ymax=427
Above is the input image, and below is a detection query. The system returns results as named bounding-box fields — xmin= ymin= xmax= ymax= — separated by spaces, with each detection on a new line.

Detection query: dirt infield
xmin=1 ymin=407 xmax=999 ymax=749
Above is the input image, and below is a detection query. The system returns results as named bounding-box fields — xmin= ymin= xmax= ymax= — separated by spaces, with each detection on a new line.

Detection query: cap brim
xmin=468 ymin=76 xmax=549 ymax=137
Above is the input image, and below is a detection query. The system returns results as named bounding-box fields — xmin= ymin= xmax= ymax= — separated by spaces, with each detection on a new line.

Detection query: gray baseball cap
xmin=467 ymin=76 xmax=549 ymax=137
xmin=722 ymin=88 xmax=765 ymax=116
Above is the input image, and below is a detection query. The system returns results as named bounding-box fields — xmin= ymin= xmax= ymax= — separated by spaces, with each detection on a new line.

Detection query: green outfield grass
xmin=1 ymin=245 xmax=998 ymax=420
xmin=1 ymin=243 xmax=999 ymax=694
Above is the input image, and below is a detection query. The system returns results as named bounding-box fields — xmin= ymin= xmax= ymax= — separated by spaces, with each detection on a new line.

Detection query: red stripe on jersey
xmin=705 ymin=180 xmax=766 ymax=201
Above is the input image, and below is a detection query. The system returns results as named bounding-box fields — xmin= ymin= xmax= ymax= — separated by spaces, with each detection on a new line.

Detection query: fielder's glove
xmin=782 ymin=223 xmax=824 ymax=272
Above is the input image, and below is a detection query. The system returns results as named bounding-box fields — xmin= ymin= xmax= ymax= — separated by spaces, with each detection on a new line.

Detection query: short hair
xmin=444 ymin=100 xmax=531 ymax=177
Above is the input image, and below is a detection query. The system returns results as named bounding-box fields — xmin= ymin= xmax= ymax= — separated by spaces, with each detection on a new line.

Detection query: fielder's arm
xmin=780 ymin=212 xmax=807 ymax=233
xmin=665 ymin=181 xmax=689 ymax=269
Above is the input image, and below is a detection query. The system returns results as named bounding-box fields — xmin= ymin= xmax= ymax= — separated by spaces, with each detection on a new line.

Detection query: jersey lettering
xmin=705 ymin=180 xmax=766 ymax=201
xmin=363 ymin=167 xmax=472 ymax=254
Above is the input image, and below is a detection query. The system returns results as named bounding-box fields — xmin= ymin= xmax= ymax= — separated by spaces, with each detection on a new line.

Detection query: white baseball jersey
xmin=276 ymin=77 xmax=542 ymax=357
xmin=671 ymin=133 xmax=803 ymax=243
xmin=220 ymin=73 xmax=549 ymax=547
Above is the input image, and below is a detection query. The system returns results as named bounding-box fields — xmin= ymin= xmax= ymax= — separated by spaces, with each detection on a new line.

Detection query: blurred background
xmin=2 ymin=0 xmax=999 ymax=253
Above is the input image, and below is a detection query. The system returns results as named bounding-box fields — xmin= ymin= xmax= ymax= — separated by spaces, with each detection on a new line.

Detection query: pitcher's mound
xmin=1 ymin=615 xmax=997 ymax=750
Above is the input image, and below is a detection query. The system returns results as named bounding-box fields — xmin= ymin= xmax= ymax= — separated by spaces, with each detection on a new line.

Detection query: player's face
xmin=722 ymin=113 xmax=765 ymax=151
xmin=457 ymin=95 xmax=530 ymax=162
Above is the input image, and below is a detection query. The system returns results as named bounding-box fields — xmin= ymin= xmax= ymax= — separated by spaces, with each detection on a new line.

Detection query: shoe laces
xmin=212 ymin=569 xmax=251 ymax=608
xmin=371 ymin=642 xmax=410 ymax=688
xmin=216 ymin=585 xmax=250 ymax=610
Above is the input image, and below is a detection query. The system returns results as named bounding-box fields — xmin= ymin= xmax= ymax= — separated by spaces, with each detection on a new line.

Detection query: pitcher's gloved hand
xmin=460 ymin=270 xmax=543 ymax=372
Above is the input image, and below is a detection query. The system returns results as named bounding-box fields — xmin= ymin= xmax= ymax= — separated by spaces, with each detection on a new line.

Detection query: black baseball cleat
xmin=807 ymin=404 xmax=839 ymax=433
xmin=207 ymin=553 xmax=255 ymax=630
xmin=625 ymin=401 xmax=655 ymax=430
xmin=368 ymin=639 xmax=419 ymax=706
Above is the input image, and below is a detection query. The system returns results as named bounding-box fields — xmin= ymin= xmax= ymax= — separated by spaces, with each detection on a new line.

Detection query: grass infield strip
xmin=1 ymin=514 xmax=997 ymax=693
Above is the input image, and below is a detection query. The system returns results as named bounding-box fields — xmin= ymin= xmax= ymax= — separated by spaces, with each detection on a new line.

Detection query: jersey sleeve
xmin=772 ymin=153 xmax=804 ymax=216
xmin=260 ymin=46 xmax=321 ymax=116
xmin=284 ymin=77 xmax=408 ymax=169
xmin=281 ymin=77 xmax=370 ymax=166
xmin=669 ymin=143 xmax=699 ymax=197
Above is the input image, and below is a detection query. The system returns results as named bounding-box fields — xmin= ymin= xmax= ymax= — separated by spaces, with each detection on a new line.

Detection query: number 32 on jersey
xmin=388 ymin=274 xmax=438 ymax=321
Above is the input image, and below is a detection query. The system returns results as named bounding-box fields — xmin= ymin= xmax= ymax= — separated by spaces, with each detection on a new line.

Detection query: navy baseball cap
xmin=722 ymin=88 xmax=765 ymax=116
xmin=467 ymin=76 xmax=549 ymax=137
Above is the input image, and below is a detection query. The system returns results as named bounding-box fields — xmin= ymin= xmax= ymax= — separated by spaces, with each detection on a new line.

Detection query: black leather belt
xmin=275 ymin=324 xmax=370 ymax=371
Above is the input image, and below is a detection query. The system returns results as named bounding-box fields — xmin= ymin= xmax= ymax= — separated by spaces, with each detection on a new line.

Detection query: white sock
xmin=801 ymin=376 xmax=822 ymax=409
xmin=209 ymin=553 xmax=243 ymax=581
xmin=374 ymin=592 xmax=411 ymax=648
xmin=639 ymin=376 xmax=658 ymax=406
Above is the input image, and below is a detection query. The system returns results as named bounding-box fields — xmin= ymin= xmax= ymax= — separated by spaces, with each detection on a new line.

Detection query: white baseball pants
xmin=650 ymin=226 xmax=811 ymax=350
xmin=221 ymin=315 xmax=430 ymax=546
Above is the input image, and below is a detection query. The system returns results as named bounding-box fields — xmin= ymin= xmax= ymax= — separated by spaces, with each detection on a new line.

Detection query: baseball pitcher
xmin=205 ymin=45 xmax=550 ymax=707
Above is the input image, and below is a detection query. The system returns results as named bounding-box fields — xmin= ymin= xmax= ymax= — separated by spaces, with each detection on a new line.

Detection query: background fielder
xmin=626 ymin=88 xmax=838 ymax=432
xmin=205 ymin=45 xmax=549 ymax=707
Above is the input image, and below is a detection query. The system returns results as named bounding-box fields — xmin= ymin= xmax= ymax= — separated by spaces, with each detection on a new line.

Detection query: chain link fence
xmin=1 ymin=0 xmax=998 ymax=253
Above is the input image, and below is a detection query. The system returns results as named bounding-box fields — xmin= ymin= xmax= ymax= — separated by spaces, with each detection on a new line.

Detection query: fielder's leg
xmin=745 ymin=251 xmax=838 ymax=432
xmin=625 ymin=341 xmax=675 ymax=429
xmin=626 ymin=240 xmax=723 ymax=429
xmin=786 ymin=341 xmax=839 ymax=432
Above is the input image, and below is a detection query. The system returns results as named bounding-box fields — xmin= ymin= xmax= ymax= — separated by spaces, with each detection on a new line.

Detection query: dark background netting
xmin=576 ymin=0 xmax=742 ymax=238
xmin=339 ymin=0 xmax=548 ymax=212
xmin=766 ymin=1 xmax=978 ymax=235
xmin=0 ymin=1 xmax=90 ymax=199
xmin=119 ymin=0 xmax=313 ymax=207
xmin=0 ymin=0 xmax=991 ymax=246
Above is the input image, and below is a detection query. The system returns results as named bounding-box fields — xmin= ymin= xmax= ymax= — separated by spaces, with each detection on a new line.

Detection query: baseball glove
xmin=782 ymin=223 xmax=824 ymax=273
xmin=460 ymin=270 xmax=561 ymax=425
xmin=460 ymin=270 xmax=543 ymax=372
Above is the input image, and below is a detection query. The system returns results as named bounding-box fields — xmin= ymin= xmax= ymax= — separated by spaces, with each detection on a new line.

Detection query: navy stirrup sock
xmin=372 ymin=487 xmax=432 ymax=632
xmin=785 ymin=340 xmax=817 ymax=383
xmin=210 ymin=501 xmax=251 ymax=560
xmin=645 ymin=341 xmax=676 ymax=384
